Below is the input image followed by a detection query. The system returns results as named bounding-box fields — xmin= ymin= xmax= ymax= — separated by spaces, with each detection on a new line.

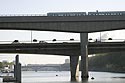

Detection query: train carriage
xmin=47 ymin=12 xmax=86 ymax=16
xmin=47 ymin=11 xmax=125 ymax=16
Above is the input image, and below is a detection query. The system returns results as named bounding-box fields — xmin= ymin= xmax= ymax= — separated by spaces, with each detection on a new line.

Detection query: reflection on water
xmin=0 ymin=71 xmax=125 ymax=83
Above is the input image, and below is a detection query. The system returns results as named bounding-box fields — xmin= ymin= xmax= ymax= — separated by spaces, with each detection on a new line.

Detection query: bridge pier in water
xmin=70 ymin=56 xmax=79 ymax=81
xmin=80 ymin=33 xmax=89 ymax=80
xmin=70 ymin=33 xmax=88 ymax=81
xmin=14 ymin=55 xmax=21 ymax=83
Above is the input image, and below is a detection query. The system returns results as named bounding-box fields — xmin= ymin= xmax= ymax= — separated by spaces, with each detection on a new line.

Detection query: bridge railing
xmin=0 ymin=39 xmax=125 ymax=44
xmin=89 ymin=38 xmax=125 ymax=42
xmin=0 ymin=39 xmax=80 ymax=44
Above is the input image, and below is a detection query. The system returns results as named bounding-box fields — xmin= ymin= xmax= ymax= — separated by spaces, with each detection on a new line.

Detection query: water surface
xmin=0 ymin=71 xmax=125 ymax=83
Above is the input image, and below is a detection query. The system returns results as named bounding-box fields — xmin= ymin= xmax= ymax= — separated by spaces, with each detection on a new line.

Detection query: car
xmin=70 ymin=38 xmax=74 ymax=41
xmin=12 ymin=40 xmax=19 ymax=44
xmin=33 ymin=39 xmax=37 ymax=42
xmin=52 ymin=39 xmax=56 ymax=42
xmin=39 ymin=41 xmax=47 ymax=43
xmin=108 ymin=38 xmax=112 ymax=40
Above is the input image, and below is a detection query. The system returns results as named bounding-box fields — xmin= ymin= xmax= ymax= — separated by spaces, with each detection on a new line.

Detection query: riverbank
xmin=88 ymin=52 xmax=125 ymax=73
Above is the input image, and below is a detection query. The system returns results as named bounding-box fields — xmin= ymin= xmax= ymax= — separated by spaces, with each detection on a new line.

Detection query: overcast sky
xmin=0 ymin=0 xmax=125 ymax=65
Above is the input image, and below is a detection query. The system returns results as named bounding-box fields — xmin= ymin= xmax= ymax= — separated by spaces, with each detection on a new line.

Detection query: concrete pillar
xmin=70 ymin=56 xmax=79 ymax=81
xmin=17 ymin=63 xmax=21 ymax=83
xmin=14 ymin=65 xmax=16 ymax=79
xmin=14 ymin=55 xmax=21 ymax=83
xmin=14 ymin=55 xmax=19 ymax=79
xmin=80 ymin=33 xmax=89 ymax=80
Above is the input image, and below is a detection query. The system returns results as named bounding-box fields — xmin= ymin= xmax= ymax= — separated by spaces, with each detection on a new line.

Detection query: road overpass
xmin=0 ymin=16 xmax=125 ymax=33
xmin=0 ymin=42 xmax=124 ymax=55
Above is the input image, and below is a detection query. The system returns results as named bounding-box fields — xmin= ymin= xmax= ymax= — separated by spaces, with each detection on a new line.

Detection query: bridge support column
xmin=70 ymin=56 xmax=79 ymax=81
xmin=80 ymin=33 xmax=89 ymax=80
xmin=14 ymin=55 xmax=21 ymax=83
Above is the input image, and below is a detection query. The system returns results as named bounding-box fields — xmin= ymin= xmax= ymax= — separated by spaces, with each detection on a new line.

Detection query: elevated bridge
xmin=0 ymin=14 xmax=125 ymax=80
xmin=0 ymin=16 xmax=125 ymax=32
xmin=0 ymin=42 xmax=124 ymax=55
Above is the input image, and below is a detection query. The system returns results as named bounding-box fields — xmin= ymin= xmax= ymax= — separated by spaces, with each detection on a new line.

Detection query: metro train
xmin=47 ymin=10 xmax=125 ymax=16
xmin=47 ymin=12 xmax=86 ymax=16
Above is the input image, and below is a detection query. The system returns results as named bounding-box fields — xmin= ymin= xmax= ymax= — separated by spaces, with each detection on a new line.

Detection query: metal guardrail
xmin=0 ymin=39 xmax=125 ymax=44
xmin=89 ymin=39 xmax=125 ymax=42
xmin=0 ymin=40 xmax=80 ymax=44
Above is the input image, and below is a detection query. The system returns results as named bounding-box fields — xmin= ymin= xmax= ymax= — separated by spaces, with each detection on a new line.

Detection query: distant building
xmin=22 ymin=63 xmax=71 ymax=71
xmin=2 ymin=60 xmax=8 ymax=63
xmin=22 ymin=64 xmax=61 ymax=71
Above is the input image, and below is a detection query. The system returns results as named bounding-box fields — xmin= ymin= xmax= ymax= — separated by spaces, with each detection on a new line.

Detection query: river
xmin=0 ymin=71 xmax=125 ymax=83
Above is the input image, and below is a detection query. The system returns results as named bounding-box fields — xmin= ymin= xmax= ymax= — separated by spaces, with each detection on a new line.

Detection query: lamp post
xmin=100 ymin=32 xmax=101 ymax=42
xmin=31 ymin=30 xmax=32 ymax=43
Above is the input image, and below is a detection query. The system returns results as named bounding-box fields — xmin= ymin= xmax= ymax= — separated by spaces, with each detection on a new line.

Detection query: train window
xmin=58 ymin=14 xmax=62 ymax=16
xmin=114 ymin=13 xmax=116 ymax=15
xmin=107 ymin=13 xmax=110 ymax=15
xmin=70 ymin=14 xmax=73 ymax=16
xmin=71 ymin=14 xmax=73 ymax=16
xmin=88 ymin=14 xmax=91 ymax=15
xmin=99 ymin=13 xmax=102 ymax=15
xmin=120 ymin=13 xmax=122 ymax=15
xmin=67 ymin=14 xmax=69 ymax=16
xmin=102 ymin=13 xmax=105 ymax=15
xmin=53 ymin=14 xmax=55 ymax=16
xmin=111 ymin=13 xmax=113 ymax=15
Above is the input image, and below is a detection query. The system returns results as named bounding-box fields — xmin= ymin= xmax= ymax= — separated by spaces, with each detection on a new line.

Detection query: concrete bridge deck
xmin=0 ymin=16 xmax=125 ymax=33
xmin=0 ymin=42 xmax=124 ymax=55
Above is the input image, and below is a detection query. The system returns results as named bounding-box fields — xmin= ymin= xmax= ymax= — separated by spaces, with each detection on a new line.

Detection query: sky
xmin=0 ymin=0 xmax=125 ymax=65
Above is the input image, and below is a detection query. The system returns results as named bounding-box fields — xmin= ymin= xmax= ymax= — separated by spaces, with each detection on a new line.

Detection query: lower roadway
xmin=0 ymin=42 xmax=124 ymax=56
